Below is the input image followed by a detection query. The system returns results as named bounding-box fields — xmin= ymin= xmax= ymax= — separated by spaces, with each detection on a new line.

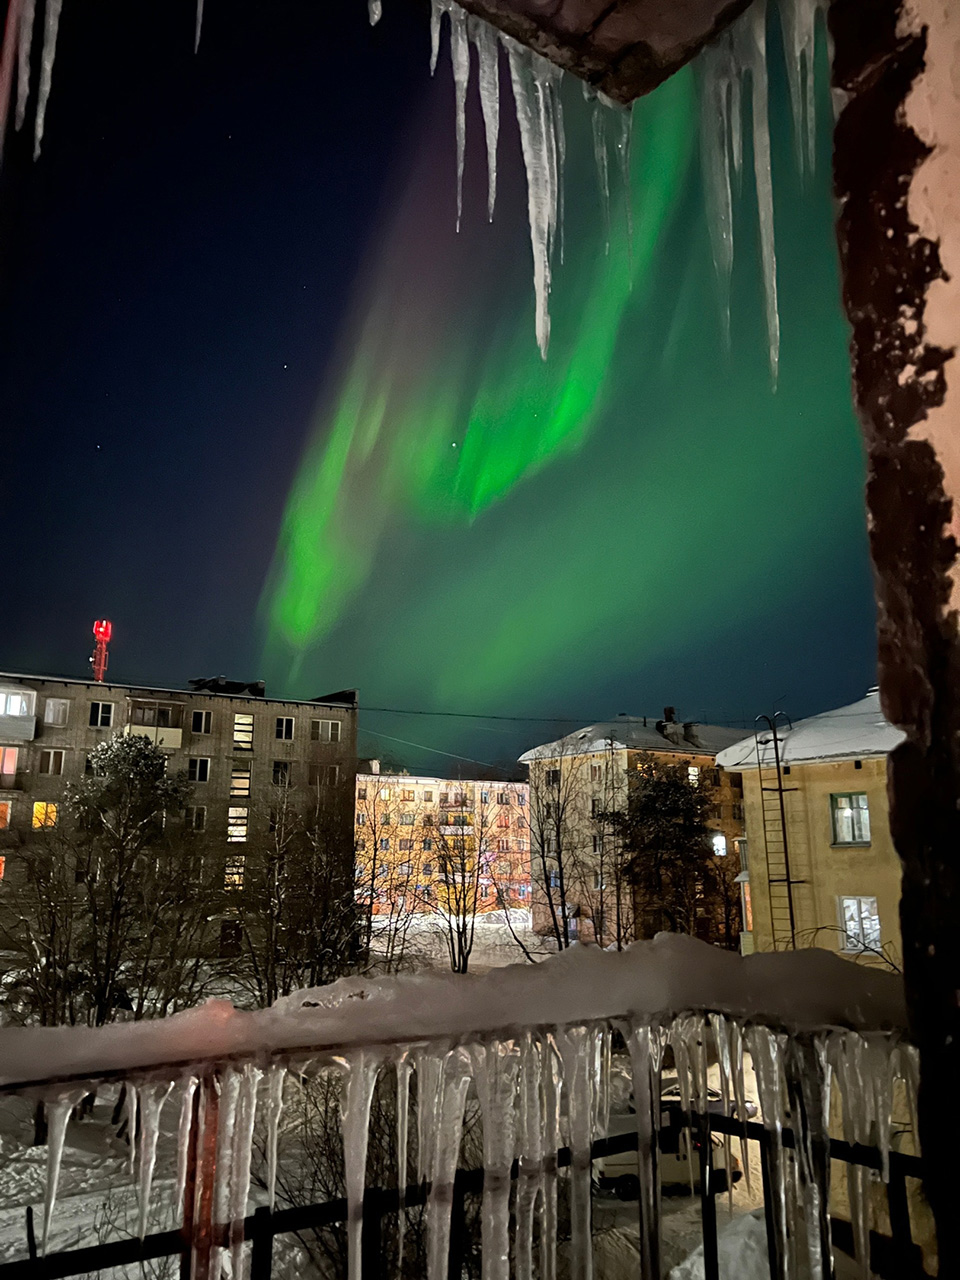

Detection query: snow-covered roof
xmin=519 ymin=717 xmax=746 ymax=763
xmin=715 ymin=690 xmax=906 ymax=771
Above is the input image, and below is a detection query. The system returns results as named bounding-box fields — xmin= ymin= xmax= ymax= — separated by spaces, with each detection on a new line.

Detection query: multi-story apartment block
xmin=519 ymin=709 xmax=746 ymax=948
xmin=716 ymin=689 xmax=904 ymax=964
xmin=354 ymin=769 xmax=532 ymax=920
xmin=0 ymin=672 xmax=358 ymax=889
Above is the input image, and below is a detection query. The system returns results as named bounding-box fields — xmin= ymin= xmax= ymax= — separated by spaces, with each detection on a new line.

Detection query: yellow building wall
xmin=741 ymin=756 xmax=902 ymax=966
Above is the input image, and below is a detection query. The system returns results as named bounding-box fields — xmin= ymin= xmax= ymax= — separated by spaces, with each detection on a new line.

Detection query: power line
xmin=361 ymin=705 xmax=754 ymax=729
xmin=360 ymin=726 xmax=511 ymax=776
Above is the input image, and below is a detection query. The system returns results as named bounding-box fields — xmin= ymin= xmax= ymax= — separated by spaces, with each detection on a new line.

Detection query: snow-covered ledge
xmin=0 ymin=935 xmax=905 ymax=1088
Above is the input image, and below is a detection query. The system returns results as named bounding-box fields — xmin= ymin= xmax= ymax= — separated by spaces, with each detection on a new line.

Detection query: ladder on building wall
xmin=755 ymin=714 xmax=804 ymax=949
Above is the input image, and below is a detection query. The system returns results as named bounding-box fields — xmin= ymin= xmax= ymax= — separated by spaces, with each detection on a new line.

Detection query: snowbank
xmin=0 ymin=935 xmax=906 ymax=1088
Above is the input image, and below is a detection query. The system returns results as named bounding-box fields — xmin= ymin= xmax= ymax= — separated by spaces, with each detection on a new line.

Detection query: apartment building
xmin=519 ymin=709 xmax=746 ymax=947
xmin=354 ymin=769 xmax=532 ymax=919
xmin=716 ymin=689 xmax=905 ymax=964
xmin=0 ymin=672 xmax=358 ymax=886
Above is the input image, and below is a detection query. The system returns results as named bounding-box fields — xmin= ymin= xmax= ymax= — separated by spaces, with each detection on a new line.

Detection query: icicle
xmin=532 ymin=58 xmax=560 ymax=271
xmin=368 ymin=0 xmax=382 ymax=26
xmin=229 ymin=1064 xmax=262 ymax=1278
xmin=897 ymin=1040 xmax=920 ymax=1154
xmin=468 ymin=16 xmax=499 ymax=221
xmin=709 ymin=1014 xmax=736 ymax=1216
xmin=514 ymin=1032 xmax=543 ymax=1280
xmin=784 ymin=1035 xmax=832 ymax=1280
xmin=137 ymin=1081 xmax=174 ymax=1242
xmin=428 ymin=0 xmax=446 ymax=77
xmin=698 ymin=37 xmax=736 ymax=345
xmin=539 ymin=1033 xmax=563 ymax=1280
xmin=396 ymin=1053 xmax=413 ymax=1270
xmin=194 ymin=0 xmax=204 ymax=52
xmin=0 ymin=0 xmax=22 ymax=166
xmin=338 ymin=1050 xmax=382 ymax=1280
xmin=264 ymin=1064 xmax=286 ymax=1213
xmin=587 ymin=91 xmax=611 ymax=253
xmin=778 ymin=0 xmax=827 ymax=174
xmin=416 ymin=1051 xmax=443 ymax=1183
xmin=612 ymin=101 xmax=633 ymax=263
xmin=426 ymin=1046 xmax=472 ymax=1280
xmin=728 ymin=1018 xmax=752 ymax=1195
xmin=41 ymin=1088 xmax=86 ymax=1254
xmin=557 ymin=1025 xmax=597 ymax=1280
xmin=175 ymin=1077 xmax=199 ymax=1216
xmin=505 ymin=39 xmax=557 ymax=359
xmin=15 ymin=0 xmax=33 ymax=132
xmin=470 ymin=1039 xmax=520 ymax=1280
xmin=448 ymin=4 xmax=470 ymax=234
xmin=211 ymin=1068 xmax=241 ymax=1280
xmin=124 ymin=1084 xmax=139 ymax=1178
xmin=33 ymin=0 xmax=61 ymax=160
xmin=732 ymin=0 xmax=779 ymax=386
xmin=746 ymin=1025 xmax=790 ymax=1279
xmin=627 ymin=1022 xmax=665 ymax=1280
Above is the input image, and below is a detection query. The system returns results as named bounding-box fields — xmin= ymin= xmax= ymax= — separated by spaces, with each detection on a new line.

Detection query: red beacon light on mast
xmin=90 ymin=619 xmax=113 ymax=683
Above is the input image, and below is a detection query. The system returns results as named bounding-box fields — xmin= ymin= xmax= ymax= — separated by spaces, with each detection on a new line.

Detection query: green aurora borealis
xmin=261 ymin=39 xmax=874 ymax=766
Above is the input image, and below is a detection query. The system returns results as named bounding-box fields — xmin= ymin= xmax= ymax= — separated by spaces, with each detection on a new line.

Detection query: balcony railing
xmin=0 ymin=936 xmax=925 ymax=1280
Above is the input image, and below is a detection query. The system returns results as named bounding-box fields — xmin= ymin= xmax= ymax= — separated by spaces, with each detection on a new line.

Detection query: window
xmin=231 ymin=764 xmax=252 ymax=798
xmin=227 ymin=807 xmax=249 ymax=842
xmin=225 ymin=854 xmax=246 ymax=889
xmin=592 ymin=834 xmax=600 ymax=854
xmin=185 ymin=806 xmax=206 ymax=831
xmin=480 ymin=790 xmax=490 ymax=804
xmin=380 ymin=838 xmax=390 ymax=852
xmin=1 ymin=689 xmax=31 ymax=716
xmin=422 ymin=861 xmax=434 ymax=874
xmin=356 ymin=812 xmax=366 ymax=826
xmin=423 ymin=790 xmax=433 ymax=802
xmin=32 ymin=802 xmax=58 ymax=829
xmin=39 ymin=750 xmax=64 ymax=776
xmin=0 ymin=801 xmax=10 ymax=830
xmin=399 ymin=840 xmax=414 ymax=852
xmin=498 ymin=791 xmax=510 ymax=804
xmin=592 ymin=872 xmax=608 ymax=890
xmin=1 ymin=747 xmax=18 ymax=781
xmin=311 ymin=718 xmax=341 ymax=743
xmin=400 ymin=813 xmax=414 ymax=825
xmin=273 ymin=760 xmax=291 ymax=786
xmin=548 ymin=871 xmax=560 ymax=889
xmin=546 ymin=769 xmax=560 ymax=788
xmin=89 ymin=702 xmax=113 ymax=728
xmin=518 ymin=792 xmax=526 ymax=805
xmin=497 ymin=814 xmax=509 ymax=828
xmin=832 ymin=793 xmax=871 ymax=844
xmin=422 ymin=839 xmax=433 ymax=852
xmin=357 ymin=787 xmax=367 ymax=801
xmin=402 ymin=788 xmax=415 ymax=802
xmin=839 ymin=896 xmax=881 ymax=951
xmin=44 ymin=699 xmax=69 ymax=726
xmin=517 ymin=815 xmax=526 ymax=829
xmin=498 ymin=859 xmax=510 ymax=874
xmin=591 ymin=798 xmax=601 ymax=816
xmin=712 ymin=833 xmax=728 ymax=857
xmin=590 ymin=765 xmax=602 ymax=783
xmin=518 ymin=885 xmax=529 ymax=899
xmin=275 ymin=717 xmax=294 ymax=741
xmin=732 ymin=803 xmax=744 ymax=822
xmin=497 ymin=839 xmax=510 ymax=853
xmin=382 ymin=814 xmax=392 ymax=826
xmin=233 ymin=714 xmax=254 ymax=751
xmin=192 ymin=710 xmax=212 ymax=734
xmin=356 ymin=837 xmax=367 ymax=851
xmin=688 ymin=765 xmax=700 ymax=784
xmin=131 ymin=703 xmax=182 ymax=728
xmin=309 ymin=764 xmax=340 ymax=787
xmin=423 ymin=813 xmax=434 ymax=827
xmin=188 ymin=757 xmax=210 ymax=783
xmin=219 ymin=919 xmax=242 ymax=954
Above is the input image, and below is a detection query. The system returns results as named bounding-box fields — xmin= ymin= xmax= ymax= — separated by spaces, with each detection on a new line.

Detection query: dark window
xmin=89 ymin=702 xmax=113 ymax=728
xmin=546 ymin=769 xmax=560 ymax=787
xmin=188 ymin=758 xmax=210 ymax=783
xmin=273 ymin=760 xmax=291 ymax=786
xmin=275 ymin=717 xmax=294 ymax=740
xmin=192 ymin=710 xmax=212 ymax=734
xmin=309 ymin=764 xmax=340 ymax=787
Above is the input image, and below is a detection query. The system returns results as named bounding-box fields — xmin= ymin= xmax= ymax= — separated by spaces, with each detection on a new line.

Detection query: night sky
xmin=1 ymin=0 xmax=877 ymax=773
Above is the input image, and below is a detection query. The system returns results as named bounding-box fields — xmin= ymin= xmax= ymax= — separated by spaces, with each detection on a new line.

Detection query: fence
xmin=0 ymin=1104 xmax=927 ymax=1280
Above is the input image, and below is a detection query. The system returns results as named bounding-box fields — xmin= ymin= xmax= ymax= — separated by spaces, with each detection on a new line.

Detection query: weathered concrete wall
xmin=831 ymin=0 xmax=960 ymax=1268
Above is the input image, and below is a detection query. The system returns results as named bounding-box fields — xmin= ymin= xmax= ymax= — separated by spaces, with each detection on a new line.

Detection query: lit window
xmin=712 ymin=833 xmax=728 ymax=857
xmin=1 ymin=690 xmax=30 ymax=716
xmin=225 ymin=853 xmax=246 ymax=889
xmin=227 ymin=807 xmax=249 ymax=842
xmin=272 ymin=760 xmax=291 ymax=786
xmin=89 ymin=702 xmax=113 ymax=728
xmin=402 ymin=789 xmax=415 ymax=801
xmin=1 ymin=747 xmax=19 ymax=781
xmin=44 ymin=699 xmax=69 ymax=726
xmin=497 ymin=839 xmax=510 ymax=852
xmin=188 ymin=757 xmax=210 ymax=783
xmin=310 ymin=718 xmax=341 ymax=743
xmin=233 ymin=714 xmax=254 ymax=751
xmin=688 ymin=765 xmax=700 ymax=784
xmin=379 ymin=788 xmax=391 ymax=800
xmin=497 ymin=814 xmax=509 ymax=828
xmin=399 ymin=840 xmax=414 ymax=852
xmin=275 ymin=717 xmax=294 ymax=741
xmin=192 ymin=710 xmax=212 ymax=734
xmin=309 ymin=764 xmax=340 ymax=787
xmin=0 ymin=801 xmax=10 ymax=830
xmin=231 ymin=764 xmax=252 ymax=798
xmin=831 ymin=794 xmax=871 ymax=844
xmin=185 ymin=806 xmax=206 ymax=831
xmin=839 ymin=896 xmax=881 ymax=951
xmin=39 ymin=750 xmax=65 ymax=776
xmin=32 ymin=802 xmax=58 ymax=829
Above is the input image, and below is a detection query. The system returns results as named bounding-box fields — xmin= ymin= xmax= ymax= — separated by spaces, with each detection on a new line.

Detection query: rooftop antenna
xmin=90 ymin=619 xmax=112 ymax=683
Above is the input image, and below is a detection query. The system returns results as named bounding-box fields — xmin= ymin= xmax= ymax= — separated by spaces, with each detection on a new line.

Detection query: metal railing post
xmin=696 ymin=1113 xmax=720 ymax=1280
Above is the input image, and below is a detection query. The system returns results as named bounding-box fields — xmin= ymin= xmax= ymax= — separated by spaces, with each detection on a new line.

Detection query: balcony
xmin=0 ymin=714 xmax=37 ymax=742
xmin=0 ymin=772 xmax=24 ymax=791
xmin=0 ymin=934 xmax=925 ymax=1280
xmin=122 ymin=724 xmax=182 ymax=750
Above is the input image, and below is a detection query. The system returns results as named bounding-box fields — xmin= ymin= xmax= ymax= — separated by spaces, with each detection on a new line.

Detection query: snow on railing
xmin=0 ymin=936 xmax=914 ymax=1280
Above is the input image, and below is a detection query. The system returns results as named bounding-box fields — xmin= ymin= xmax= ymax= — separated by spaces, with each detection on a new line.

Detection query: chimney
xmin=663 ymin=706 xmax=676 ymax=723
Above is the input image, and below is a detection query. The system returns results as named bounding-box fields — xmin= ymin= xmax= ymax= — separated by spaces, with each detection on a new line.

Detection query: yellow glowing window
xmin=32 ymin=802 xmax=58 ymax=829
xmin=227 ymin=807 xmax=249 ymax=842
xmin=0 ymin=801 xmax=10 ymax=830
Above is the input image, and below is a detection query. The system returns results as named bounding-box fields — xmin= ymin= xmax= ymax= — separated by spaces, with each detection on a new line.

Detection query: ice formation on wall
xmin=20 ymin=1009 xmax=915 ymax=1280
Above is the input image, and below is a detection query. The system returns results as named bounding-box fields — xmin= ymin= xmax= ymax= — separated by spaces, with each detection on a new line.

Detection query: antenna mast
xmin=90 ymin=619 xmax=113 ymax=683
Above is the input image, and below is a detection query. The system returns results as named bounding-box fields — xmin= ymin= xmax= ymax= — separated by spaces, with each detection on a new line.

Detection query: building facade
xmin=354 ymin=769 xmax=532 ymax=920
xmin=716 ymin=690 xmax=904 ymax=964
xmin=519 ymin=710 xmax=746 ymax=948
xmin=0 ymin=673 xmax=358 ymax=896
